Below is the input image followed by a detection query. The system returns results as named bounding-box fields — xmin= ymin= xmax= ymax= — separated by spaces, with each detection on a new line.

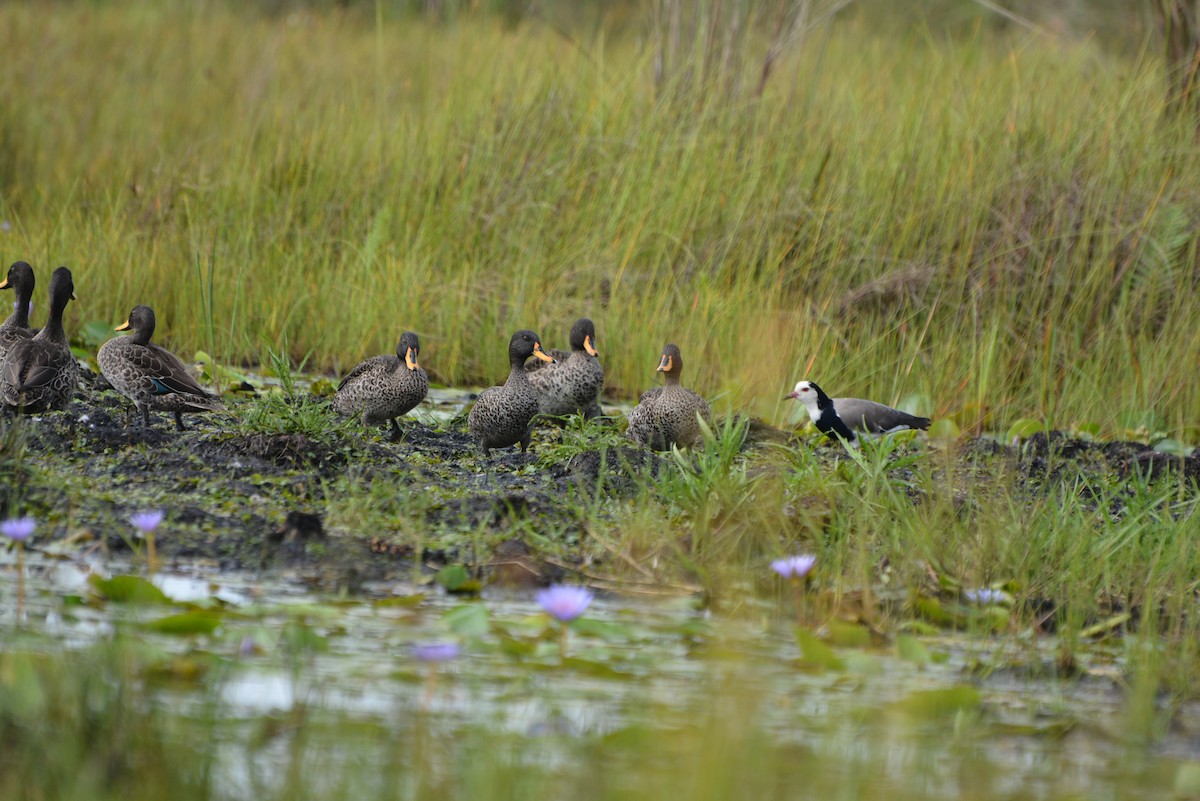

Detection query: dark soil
xmin=4 ymin=370 xmax=1198 ymax=592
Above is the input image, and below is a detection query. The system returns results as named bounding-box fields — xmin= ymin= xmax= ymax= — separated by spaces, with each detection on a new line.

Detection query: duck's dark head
xmin=397 ymin=331 xmax=421 ymax=371
xmin=47 ymin=266 xmax=76 ymax=314
xmin=510 ymin=329 xmax=553 ymax=367
xmin=656 ymin=343 xmax=684 ymax=383
xmin=116 ymin=305 xmax=156 ymax=343
xmin=569 ymin=318 xmax=599 ymax=357
xmin=0 ymin=261 xmax=34 ymax=297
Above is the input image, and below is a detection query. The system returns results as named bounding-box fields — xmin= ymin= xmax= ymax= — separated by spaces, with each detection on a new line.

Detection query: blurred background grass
xmin=0 ymin=0 xmax=1196 ymax=437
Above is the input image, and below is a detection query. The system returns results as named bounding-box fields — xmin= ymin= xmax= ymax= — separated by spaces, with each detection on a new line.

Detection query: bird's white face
xmin=786 ymin=380 xmax=821 ymax=417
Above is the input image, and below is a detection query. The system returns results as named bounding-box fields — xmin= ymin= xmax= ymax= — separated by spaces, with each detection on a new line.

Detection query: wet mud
xmin=3 ymin=369 xmax=1198 ymax=592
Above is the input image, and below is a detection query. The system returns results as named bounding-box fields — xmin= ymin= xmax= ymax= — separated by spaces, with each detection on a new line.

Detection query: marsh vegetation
xmin=2 ymin=1 xmax=1200 ymax=799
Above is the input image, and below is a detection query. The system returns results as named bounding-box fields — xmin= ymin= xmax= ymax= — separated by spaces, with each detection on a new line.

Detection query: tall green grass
xmin=0 ymin=3 xmax=1197 ymax=436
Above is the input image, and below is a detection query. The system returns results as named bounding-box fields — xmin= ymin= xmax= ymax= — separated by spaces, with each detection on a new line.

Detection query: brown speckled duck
xmin=332 ymin=331 xmax=429 ymax=440
xmin=525 ymin=317 xmax=604 ymax=418
xmin=0 ymin=266 xmax=78 ymax=413
xmin=0 ymin=261 xmax=36 ymax=368
xmin=626 ymin=343 xmax=711 ymax=450
xmin=97 ymin=305 xmax=221 ymax=430
xmin=468 ymin=329 xmax=554 ymax=454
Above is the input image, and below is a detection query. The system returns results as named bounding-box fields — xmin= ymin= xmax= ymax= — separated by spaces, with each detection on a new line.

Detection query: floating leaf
xmin=435 ymin=565 xmax=470 ymax=592
xmin=825 ymin=621 xmax=872 ymax=648
xmin=374 ymin=594 xmax=426 ymax=608
xmin=143 ymin=611 xmax=223 ymax=636
xmin=570 ymin=618 xmax=635 ymax=643
xmin=89 ymin=574 xmax=170 ymax=605
xmin=146 ymin=655 xmax=210 ymax=685
xmin=913 ymin=596 xmax=959 ymax=627
xmin=892 ymin=686 xmax=981 ymax=719
xmin=896 ymin=635 xmax=930 ymax=665
xmin=443 ymin=604 xmax=489 ymax=638
xmin=794 ymin=628 xmax=844 ymax=671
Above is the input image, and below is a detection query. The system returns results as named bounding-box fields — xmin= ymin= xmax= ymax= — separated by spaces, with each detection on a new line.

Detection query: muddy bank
xmin=3 ymin=371 xmax=1198 ymax=590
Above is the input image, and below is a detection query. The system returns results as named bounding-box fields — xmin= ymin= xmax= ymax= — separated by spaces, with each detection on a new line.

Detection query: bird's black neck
xmin=815 ymin=407 xmax=857 ymax=444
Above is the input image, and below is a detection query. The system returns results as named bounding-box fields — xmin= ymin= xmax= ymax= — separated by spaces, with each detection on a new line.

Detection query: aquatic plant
xmin=538 ymin=585 xmax=594 ymax=659
xmin=129 ymin=510 xmax=164 ymax=574
xmin=771 ymin=555 xmax=816 ymax=580
xmin=1 ymin=516 xmax=33 ymax=623
xmin=962 ymin=588 xmax=1008 ymax=606
xmin=536 ymin=585 xmax=593 ymax=624
xmin=411 ymin=642 xmax=461 ymax=663
xmin=1 ymin=516 xmax=34 ymax=542
xmin=773 ymin=553 xmax=817 ymax=627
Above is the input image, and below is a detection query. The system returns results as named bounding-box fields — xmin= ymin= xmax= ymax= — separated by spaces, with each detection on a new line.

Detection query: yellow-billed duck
xmin=525 ymin=317 xmax=604 ymax=418
xmin=626 ymin=343 xmax=711 ymax=450
xmin=0 ymin=266 xmax=77 ymax=413
xmin=0 ymin=261 xmax=36 ymax=368
xmin=468 ymin=329 xmax=553 ymax=454
xmin=97 ymin=304 xmax=221 ymax=430
xmin=332 ymin=331 xmax=429 ymax=441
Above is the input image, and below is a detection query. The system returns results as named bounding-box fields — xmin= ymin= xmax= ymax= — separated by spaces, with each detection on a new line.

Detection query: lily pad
xmin=143 ymin=611 xmax=223 ymax=636
xmin=89 ymin=575 xmax=171 ymax=605
xmin=443 ymin=604 xmax=490 ymax=638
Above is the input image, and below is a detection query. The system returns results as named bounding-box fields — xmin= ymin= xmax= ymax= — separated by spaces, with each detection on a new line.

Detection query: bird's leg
xmin=174 ymin=411 xmax=187 ymax=432
xmin=389 ymin=418 xmax=403 ymax=442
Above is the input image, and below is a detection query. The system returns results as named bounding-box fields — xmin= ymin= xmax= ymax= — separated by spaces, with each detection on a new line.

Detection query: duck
xmin=468 ymin=329 xmax=554 ymax=454
xmin=0 ymin=266 xmax=78 ymax=413
xmin=97 ymin=304 xmax=222 ymax=430
xmin=785 ymin=380 xmax=930 ymax=445
xmin=0 ymin=261 xmax=36 ymax=368
xmin=332 ymin=331 xmax=429 ymax=440
xmin=525 ymin=317 xmax=604 ymax=418
xmin=626 ymin=343 xmax=711 ymax=450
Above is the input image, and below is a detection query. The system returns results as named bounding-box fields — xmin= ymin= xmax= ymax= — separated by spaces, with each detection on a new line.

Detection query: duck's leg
xmin=173 ymin=411 xmax=187 ymax=431
xmin=388 ymin=418 xmax=403 ymax=442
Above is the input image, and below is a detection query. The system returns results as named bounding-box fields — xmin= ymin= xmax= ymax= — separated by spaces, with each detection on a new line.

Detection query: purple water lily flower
xmin=771 ymin=554 xmax=817 ymax=580
xmin=0 ymin=517 xmax=35 ymax=542
xmin=963 ymin=588 xmax=1008 ymax=605
xmin=536 ymin=585 xmax=594 ymax=623
xmin=129 ymin=510 xmax=165 ymax=536
xmin=411 ymin=642 xmax=461 ymax=663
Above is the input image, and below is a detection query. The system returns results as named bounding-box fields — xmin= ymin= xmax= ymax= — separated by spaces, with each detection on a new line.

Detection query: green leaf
xmin=143 ymin=611 xmax=223 ymax=635
xmin=1006 ymin=418 xmax=1046 ymax=442
xmin=435 ymin=565 xmax=470 ymax=592
xmin=1152 ymin=438 xmax=1191 ymax=457
xmin=896 ymin=635 xmax=930 ymax=665
xmin=892 ymin=686 xmax=981 ymax=719
xmin=824 ymin=620 xmax=871 ymax=648
xmin=80 ymin=320 xmax=117 ymax=349
xmin=913 ymin=596 xmax=958 ymax=627
xmin=442 ymin=604 xmax=490 ymax=638
xmin=89 ymin=574 xmax=170 ymax=605
xmin=926 ymin=418 xmax=960 ymax=440
xmin=373 ymin=594 xmax=426 ymax=608
xmin=794 ymin=628 xmax=845 ymax=671
xmin=570 ymin=618 xmax=635 ymax=642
